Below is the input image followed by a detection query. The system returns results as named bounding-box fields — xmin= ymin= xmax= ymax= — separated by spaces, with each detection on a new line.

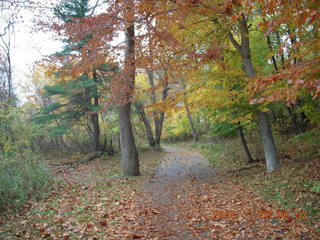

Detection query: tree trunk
xmin=287 ymin=105 xmax=302 ymax=134
xmin=119 ymin=20 xmax=140 ymax=176
xmin=228 ymin=14 xmax=280 ymax=172
xmin=135 ymin=103 xmax=156 ymax=147
xmin=91 ymin=113 xmax=100 ymax=151
xmin=119 ymin=103 xmax=140 ymax=176
xmin=91 ymin=72 xmax=101 ymax=151
xmin=185 ymin=101 xmax=198 ymax=142
xmin=236 ymin=122 xmax=254 ymax=163
xmin=147 ymin=70 xmax=168 ymax=146
xmin=154 ymin=112 xmax=165 ymax=145
xmin=257 ymin=111 xmax=280 ymax=172
xmin=181 ymin=76 xmax=198 ymax=141
xmin=275 ymin=31 xmax=285 ymax=69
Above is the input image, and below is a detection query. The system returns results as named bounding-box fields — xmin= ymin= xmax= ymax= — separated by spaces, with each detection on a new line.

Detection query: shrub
xmin=0 ymin=152 xmax=53 ymax=212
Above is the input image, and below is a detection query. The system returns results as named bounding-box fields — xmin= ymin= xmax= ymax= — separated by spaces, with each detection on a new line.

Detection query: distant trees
xmin=132 ymin=0 xmax=319 ymax=172
xmin=0 ymin=11 xmax=14 ymax=102
xmin=18 ymin=0 xmax=319 ymax=175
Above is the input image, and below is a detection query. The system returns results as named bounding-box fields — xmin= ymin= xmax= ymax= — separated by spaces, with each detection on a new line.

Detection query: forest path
xmin=0 ymin=146 xmax=317 ymax=239
xmin=138 ymin=146 xmax=218 ymax=239
xmin=121 ymin=145 xmax=315 ymax=240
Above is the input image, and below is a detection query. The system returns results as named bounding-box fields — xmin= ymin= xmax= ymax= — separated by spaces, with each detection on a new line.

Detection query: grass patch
xmin=137 ymin=144 xmax=163 ymax=153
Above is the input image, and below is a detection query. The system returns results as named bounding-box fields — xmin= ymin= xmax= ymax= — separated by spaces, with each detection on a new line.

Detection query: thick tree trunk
xmin=119 ymin=20 xmax=140 ymax=176
xmin=236 ymin=122 xmax=254 ymax=163
xmin=228 ymin=14 xmax=280 ymax=172
xmin=135 ymin=103 xmax=156 ymax=147
xmin=257 ymin=111 xmax=280 ymax=172
xmin=119 ymin=103 xmax=139 ymax=175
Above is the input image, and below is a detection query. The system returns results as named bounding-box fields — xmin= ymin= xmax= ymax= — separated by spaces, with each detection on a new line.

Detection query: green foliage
xmin=208 ymin=121 xmax=237 ymax=138
xmin=32 ymin=74 xmax=101 ymax=136
xmin=137 ymin=144 xmax=163 ymax=152
xmin=0 ymin=152 xmax=53 ymax=212
xmin=288 ymin=128 xmax=320 ymax=145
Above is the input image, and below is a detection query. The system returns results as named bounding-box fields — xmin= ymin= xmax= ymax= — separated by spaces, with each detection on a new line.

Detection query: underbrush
xmin=184 ymin=130 xmax=320 ymax=220
xmin=0 ymin=148 xmax=164 ymax=239
xmin=0 ymin=152 xmax=53 ymax=212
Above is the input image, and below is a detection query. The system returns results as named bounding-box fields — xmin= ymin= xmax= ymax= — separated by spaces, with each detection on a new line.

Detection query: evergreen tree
xmin=33 ymin=0 xmax=116 ymax=152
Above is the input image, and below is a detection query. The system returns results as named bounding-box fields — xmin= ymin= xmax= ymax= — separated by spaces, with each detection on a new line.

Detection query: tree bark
xmin=287 ymin=105 xmax=302 ymax=134
xmin=91 ymin=72 xmax=101 ymax=151
xmin=184 ymin=97 xmax=198 ymax=142
xmin=91 ymin=112 xmax=100 ymax=151
xmin=236 ymin=122 xmax=254 ymax=163
xmin=119 ymin=20 xmax=140 ymax=176
xmin=119 ymin=102 xmax=140 ymax=176
xmin=181 ymin=76 xmax=198 ymax=141
xmin=228 ymin=14 xmax=280 ymax=172
xmin=257 ymin=111 xmax=280 ymax=172
xmin=154 ymin=112 xmax=165 ymax=145
xmin=135 ymin=102 xmax=156 ymax=147
xmin=147 ymin=70 xmax=168 ymax=146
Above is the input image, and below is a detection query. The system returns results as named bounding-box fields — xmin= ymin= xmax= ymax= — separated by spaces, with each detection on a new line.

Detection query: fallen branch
xmin=55 ymin=151 xmax=104 ymax=173
xmin=49 ymin=161 xmax=75 ymax=166
xmin=226 ymin=165 xmax=261 ymax=174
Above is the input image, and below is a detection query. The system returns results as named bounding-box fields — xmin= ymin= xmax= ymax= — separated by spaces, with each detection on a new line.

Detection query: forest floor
xmin=0 ymin=145 xmax=319 ymax=239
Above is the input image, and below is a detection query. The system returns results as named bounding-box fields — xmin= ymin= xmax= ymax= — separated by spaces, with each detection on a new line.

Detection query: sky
xmin=2 ymin=0 xmax=121 ymax=103
xmin=10 ymin=7 xmax=63 ymax=101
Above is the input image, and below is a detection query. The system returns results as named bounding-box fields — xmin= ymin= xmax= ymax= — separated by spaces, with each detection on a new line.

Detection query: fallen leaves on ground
xmin=0 ymin=147 xmax=319 ymax=239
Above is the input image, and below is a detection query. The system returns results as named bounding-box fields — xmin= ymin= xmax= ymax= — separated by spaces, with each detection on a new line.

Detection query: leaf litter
xmin=0 ymin=147 xmax=319 ymax=239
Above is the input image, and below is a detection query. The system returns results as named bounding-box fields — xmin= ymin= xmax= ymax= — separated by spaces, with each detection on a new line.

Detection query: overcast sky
xmin=2 ymin=0 xmax=121 ymax=102
xmin=10 ymin=7 xmax=63 ymax=101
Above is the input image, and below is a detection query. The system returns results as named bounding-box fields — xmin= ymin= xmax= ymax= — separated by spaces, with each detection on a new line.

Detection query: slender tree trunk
xmin=148 ymin=70 xmax=168 ymax=146
xmin=275 ymin=30 xmax=306 ymax=133
xmin=263 ymin=18 xmax=279 ymax=73
xmin=119 ymin=20 xmax=140 ymax=176
xmin=154 ymin=112 xmax=165 ymax=145
xmin=236 ymin=122 xmax=254 ymax=163
xmin=91 ymin=72 xmax=101 ymax=151
xmin=185 ymin=103 xmax=198 ymax=142
xmin=275 ymin=31 xmax=285 ymax=69
xmin=91 ymin=113 xmax=100 ymax=151
xmin=228 ymin=14 xmax=280 ymax=172
xmin=0 ymin=142 xmax=4 ymax=153
xmin=181 ymin=76 xmax=198 ymax=141
xmin=287 ymin=106 xmax=301 ymax=134
xmin=135 ymin=102 xmax=156 ymax=147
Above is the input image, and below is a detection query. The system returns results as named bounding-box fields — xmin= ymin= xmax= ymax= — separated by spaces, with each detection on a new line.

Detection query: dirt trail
xmin=138 ymin=146 xmax=217 ymax=239
xmin=123 ymin=146 xmax=317 ymax=240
